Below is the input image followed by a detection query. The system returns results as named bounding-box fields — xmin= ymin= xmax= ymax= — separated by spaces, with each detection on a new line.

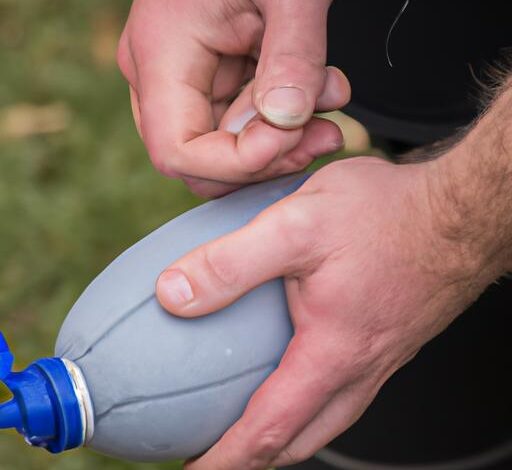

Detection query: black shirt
xmin=327 ymin=0 xmax=512 ymax=144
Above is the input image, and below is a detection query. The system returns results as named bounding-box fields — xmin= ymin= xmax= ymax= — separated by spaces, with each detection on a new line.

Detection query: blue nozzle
xmin=0 ymin=332 xmax=14 ymax=379
xmin=0 ymin=399 xmax=22 ymax=429
xmin=0 ymin=331 xmax=85 ymax=453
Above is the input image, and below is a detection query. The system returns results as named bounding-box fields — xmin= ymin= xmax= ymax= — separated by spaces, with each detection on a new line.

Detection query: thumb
xmin=254 ymin=0 xmax=341 ymax=129
xmin=156 ymin=198 xmax=315 ymax=316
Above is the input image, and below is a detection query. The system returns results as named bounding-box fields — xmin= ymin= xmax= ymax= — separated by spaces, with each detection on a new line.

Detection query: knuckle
xmin=241 ymin=154 xmax=272 ymax=174
xmin=282 ymin=151 xmax=313 ymax=173
xmin=116 ymin=34 xmax=132 ymax=82
xmin=180 ymin=179 xmax=204 ymax=196
xmin=248 ymin=430 xmax=289 ymax=468
xmin=143 ymin=135 xmax=182 ymax=176
xmin=273 ymin=51 xmax=324 ymax=76
xmin=148 ymin=152 xmax=172 ymax=176
xmin=187 ymin=185 xmax=213 ymax=198
xmin=202 ymin=244 xmax=243 ymax=289
xmin=149 ymin=156 xmax=181 ymax=180
xmin=273 ymin=198 xmax=319 ymax=256
xmin=260 ymin=52 xmax=326 ymax=96
xmin=181 ymin=179 xmax=227 ymax=198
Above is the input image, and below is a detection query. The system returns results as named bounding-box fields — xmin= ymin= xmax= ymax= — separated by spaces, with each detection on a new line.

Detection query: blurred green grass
xmin=0 ymin=1 xmax=199 ymax=468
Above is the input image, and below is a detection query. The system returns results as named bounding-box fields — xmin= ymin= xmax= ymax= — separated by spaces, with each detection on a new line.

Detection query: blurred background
xmin=0 ymin=1 xmax=371 ymax=469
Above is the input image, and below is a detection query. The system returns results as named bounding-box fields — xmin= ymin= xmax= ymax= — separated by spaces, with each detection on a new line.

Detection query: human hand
xmin=117 ymin=0 xmax=350 ymax=197
xmin=155 ymin=154 xmax=497 ymax=469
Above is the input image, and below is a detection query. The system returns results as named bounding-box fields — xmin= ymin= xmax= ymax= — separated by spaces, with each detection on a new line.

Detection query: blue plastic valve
xmin=0 ymin=331 xmax=85 ymax=453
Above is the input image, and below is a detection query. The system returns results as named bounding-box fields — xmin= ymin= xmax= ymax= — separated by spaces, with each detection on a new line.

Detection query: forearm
xmin=429 ymin=75 xmax=512 ymax=283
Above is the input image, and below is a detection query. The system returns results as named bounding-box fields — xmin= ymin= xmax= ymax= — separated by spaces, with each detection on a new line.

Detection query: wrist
xmin=425 ymin=92 xmax=512 ymax=284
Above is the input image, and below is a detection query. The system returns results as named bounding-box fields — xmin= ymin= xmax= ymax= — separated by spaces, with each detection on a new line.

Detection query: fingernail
xmin=159 ymin=269 xmax=194 ymax=306
xmin=225 ymin=106 xmax=257 ymax=135
xmin=261 ymin=86 xmax=307 ymax=128
xmin=330 ymin=135 xmax=344 ymax=153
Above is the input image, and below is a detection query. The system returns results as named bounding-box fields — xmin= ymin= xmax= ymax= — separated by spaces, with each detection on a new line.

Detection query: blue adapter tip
xmin=0 ymin=331 xmax=86 ymax=453
xmin=0 ymin=399 xmax=22 ymax=430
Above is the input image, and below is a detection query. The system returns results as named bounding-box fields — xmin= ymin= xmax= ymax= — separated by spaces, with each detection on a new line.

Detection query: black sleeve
xmin=327 ymin=0 xmax=512 ymax=144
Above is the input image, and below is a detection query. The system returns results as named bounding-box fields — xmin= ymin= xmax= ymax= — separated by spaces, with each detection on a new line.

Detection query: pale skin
xmin=119 ymin=1 xmax=512 ymax=469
